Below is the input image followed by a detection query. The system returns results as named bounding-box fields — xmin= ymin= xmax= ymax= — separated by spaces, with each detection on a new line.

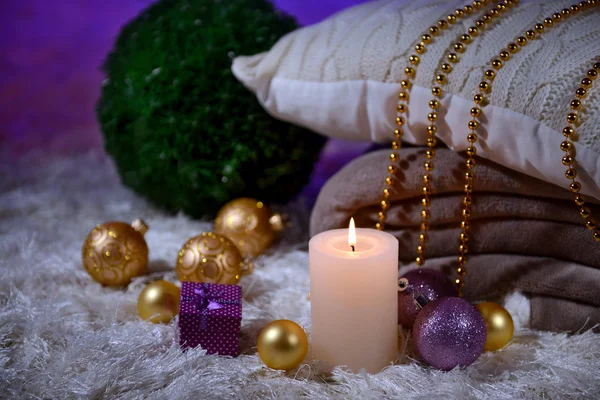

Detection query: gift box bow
xmin=182 ymin=284 xmax=240 ymax=330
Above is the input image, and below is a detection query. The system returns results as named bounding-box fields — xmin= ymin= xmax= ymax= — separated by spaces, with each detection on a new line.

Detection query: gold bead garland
xmin=561 ymin=57 xmax=600 ymax=241
xmin=459 ymin=0 xmax=599 ymax=294
xmin=378 ymin=0 xmax=496 ymax=233
xmin=416 ymin=0 xmax=517 ymax=266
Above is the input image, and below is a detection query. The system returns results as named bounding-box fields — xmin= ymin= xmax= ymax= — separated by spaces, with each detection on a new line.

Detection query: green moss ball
xmin=97 ymin=0 xmax=325 ymax=218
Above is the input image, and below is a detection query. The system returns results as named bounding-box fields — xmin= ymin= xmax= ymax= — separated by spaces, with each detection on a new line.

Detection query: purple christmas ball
xmin=398 ymin=268 xmax=457 ymax=328
xmin=412 ymin=297 xmax=486 ymax=371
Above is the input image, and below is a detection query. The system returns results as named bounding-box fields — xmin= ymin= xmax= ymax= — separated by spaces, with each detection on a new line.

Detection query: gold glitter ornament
xmin=137 ymin=280 xmax=180 ymax=324
xmin=214 ymin=198 xmax=285 ymax=258
xmin=82 ymin=219 xmax=149 ymax=286
xmin=475 ymin=302 xmax=514 ymax=351
xmin=257 ymin=320 xmax=308 ymax=370
xmin=176 ymin=232 xmax=252 ymax=285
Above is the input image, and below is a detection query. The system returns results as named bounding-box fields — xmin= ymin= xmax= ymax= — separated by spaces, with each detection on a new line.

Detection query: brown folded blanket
xmin=310 ymin=148 xmax=600 ymax=332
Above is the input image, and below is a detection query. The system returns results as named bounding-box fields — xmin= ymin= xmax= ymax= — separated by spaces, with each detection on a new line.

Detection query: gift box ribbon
xmin=183 ymin=284 xmax=239 ymax=330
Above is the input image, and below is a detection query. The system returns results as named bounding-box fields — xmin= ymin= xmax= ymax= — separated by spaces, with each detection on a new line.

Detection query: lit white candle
xmin=309 ymin=218 xmax=399 ymax=373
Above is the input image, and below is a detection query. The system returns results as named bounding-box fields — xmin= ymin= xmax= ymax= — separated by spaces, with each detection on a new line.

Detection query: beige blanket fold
xmin=310 ymin=148 xmax=600 ymax=332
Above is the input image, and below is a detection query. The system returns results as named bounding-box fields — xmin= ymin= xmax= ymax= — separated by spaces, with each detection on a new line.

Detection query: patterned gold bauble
xmin=82 ymin=219 xmax=149 ymax=286
xmin=475 ymin=302 xmax=515 ymax=351
xmin=176 ymin=232 xmax=251 ymax=285
xmin=137 ymin=280 xmax=180 ymax=324
xmin=215 ymin=198 xmax=284 ymax=258
xmin=257 ymin=320 xmax=308 ymax=371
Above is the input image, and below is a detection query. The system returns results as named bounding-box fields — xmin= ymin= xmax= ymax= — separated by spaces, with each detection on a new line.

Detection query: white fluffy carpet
xmin=2 ymin=152 xmax=600 ymax=399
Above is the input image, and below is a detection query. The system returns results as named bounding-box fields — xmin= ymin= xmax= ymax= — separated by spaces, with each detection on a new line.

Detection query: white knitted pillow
xmin=233 ymin=0 xmax=600 ymax=200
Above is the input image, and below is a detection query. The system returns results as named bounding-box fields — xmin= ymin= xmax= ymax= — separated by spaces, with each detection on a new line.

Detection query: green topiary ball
xmin=97 ymin=0 xmax=325 ymax=218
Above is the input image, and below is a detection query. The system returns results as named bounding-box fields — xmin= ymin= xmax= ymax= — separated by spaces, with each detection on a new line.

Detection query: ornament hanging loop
xmin=241 ymin=259 xmax=254 ymax=275
xmin=269 ymin=213 xmax=289 ymax=232
xmin=397 ymin=277 xmax=409 ymax=291
xmin=414 ymin=294 xmax=429 ymax=310
xmin=131 ymin=218 xmax=149 ymax=235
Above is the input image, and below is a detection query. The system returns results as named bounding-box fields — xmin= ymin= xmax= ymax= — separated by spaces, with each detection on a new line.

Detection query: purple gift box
xmin=178 ymin=282 xmax=242 ymax=356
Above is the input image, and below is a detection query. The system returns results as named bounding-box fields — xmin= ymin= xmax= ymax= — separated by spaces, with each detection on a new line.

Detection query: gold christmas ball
xmin=176 ymin=232 xmax=251 ymax=285
xmin=137 ymin=280 xmax=181 ymax=324
xmin=257 ymin=320 xmax=308 ymax=370
xmin=215 ymin=198 xmax=282 ymax=258
xmin=82 ymin=219 xmax=149 ymax=286
xmin=475 ymin=302 xmax=515 ymax=351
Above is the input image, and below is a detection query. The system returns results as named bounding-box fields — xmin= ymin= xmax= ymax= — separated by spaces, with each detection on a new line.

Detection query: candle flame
xmin=348 ymin=218 xmax=357 ymax=249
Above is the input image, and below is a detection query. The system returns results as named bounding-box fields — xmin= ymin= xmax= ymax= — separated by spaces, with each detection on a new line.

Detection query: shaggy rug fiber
xmin=1 ymin=152 xmax=600 ymax=399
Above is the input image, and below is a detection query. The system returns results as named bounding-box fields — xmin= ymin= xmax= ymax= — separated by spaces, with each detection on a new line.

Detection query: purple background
xmin=1 ymin=0 xmax=369 ymax=157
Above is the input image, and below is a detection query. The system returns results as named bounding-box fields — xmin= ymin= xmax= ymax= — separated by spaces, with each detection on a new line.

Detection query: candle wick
xmin=351 ymin=245 xmax=355 ymax=252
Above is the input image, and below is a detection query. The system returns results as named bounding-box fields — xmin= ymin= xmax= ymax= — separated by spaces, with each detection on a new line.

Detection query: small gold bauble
xmin=215 ymin=198 xmax=283 ymax=258
xmin=257 ymin=320 xmax=308 ymax=371
xmin=82 ymin=219 xmax=149 ymax=286
xmin=137 ymin=280 xmax=181 ymax=324
xmin=475 ymin=302 xmax=514 ymax=351
xmin=176 ymin=232 xmax=250 ymax=285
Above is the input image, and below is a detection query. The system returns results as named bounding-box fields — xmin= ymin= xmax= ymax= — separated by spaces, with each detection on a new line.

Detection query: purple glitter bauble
xmin=412 ymin=297 xmax=486 ymax=371
xmin=398 ymin=268 xmax=457 ymax=328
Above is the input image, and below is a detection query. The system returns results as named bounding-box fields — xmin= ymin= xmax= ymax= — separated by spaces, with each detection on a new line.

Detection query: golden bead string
xmin=458 ymin=0 xmax=599 ymax=295
xmin=416 ymin=0 xmax=518 ymax=267
xmin=561 ymin=58 xmax=600 ymax=241
xmin=378 ymin=0 xmax=497 ymax=232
